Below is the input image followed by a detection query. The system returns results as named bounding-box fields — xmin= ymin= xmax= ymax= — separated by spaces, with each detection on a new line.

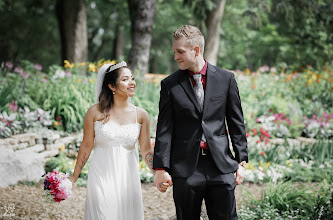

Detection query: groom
xmin=153 ymin=25 xmax=248 ymax=219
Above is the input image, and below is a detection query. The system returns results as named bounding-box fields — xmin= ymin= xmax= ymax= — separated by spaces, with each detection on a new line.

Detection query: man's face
xmin=172 ymin=39 xmax=196 ymax=71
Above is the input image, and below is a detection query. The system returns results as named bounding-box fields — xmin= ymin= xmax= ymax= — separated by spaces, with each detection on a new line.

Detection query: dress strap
xmin=135 ymin=106 xmax=138 ymax=124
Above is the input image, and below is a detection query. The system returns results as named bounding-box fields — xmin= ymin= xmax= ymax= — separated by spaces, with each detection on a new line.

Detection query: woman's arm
xmin=69 ymin=106 xmax=96 ymax=183
xmin=138 ymin=108 xmax=154 ymax=174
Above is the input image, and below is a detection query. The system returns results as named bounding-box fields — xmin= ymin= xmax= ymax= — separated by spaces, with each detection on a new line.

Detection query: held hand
xmin=154 ymin=170 xmax=173 ymax=193
xmin=235 ymin=165 xmax=245 ymax=185
xmin=68 ymin=176 xmax=77 ymax=186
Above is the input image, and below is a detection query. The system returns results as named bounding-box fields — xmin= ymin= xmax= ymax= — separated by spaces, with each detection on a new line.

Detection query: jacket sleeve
xmin=153 ymin=80 xmax=174 ymax=170
xmin=225 ymin=73 xmax=248 ymax=163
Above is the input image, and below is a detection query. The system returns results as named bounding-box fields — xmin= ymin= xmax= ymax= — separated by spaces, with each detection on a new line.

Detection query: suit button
xmin=202 ymin=121 xmax=205 ymax=125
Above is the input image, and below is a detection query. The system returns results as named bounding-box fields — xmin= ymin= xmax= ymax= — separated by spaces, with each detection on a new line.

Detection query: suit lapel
xmin=203 ymin=63 xmax=217 ymax=115
xmin=179 ymin=70 xmax=201 ymax=112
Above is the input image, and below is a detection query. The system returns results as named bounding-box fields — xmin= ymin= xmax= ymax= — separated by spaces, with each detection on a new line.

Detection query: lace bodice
xmin=94 ymin=107 xmax=141 ymax=151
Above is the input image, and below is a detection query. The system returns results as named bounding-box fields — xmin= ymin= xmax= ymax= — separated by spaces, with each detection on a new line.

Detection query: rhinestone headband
xmin=106 ymin=61 xmax=127 ymax=73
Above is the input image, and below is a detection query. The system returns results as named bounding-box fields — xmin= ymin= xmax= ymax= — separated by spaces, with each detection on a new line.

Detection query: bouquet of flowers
xmin=42 ymin=169 xmax=73 ymax=203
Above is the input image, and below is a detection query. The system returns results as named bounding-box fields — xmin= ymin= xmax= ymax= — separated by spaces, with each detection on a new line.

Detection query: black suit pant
xmin=172 ymin=150 xmax=237 ymax=220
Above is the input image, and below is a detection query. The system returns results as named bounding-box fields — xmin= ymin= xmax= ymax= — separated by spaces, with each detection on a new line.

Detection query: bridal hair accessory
xmin=94 ymin=61 xmax=127 ymax=103
xmin=106 ymin=61 xmax=127 ymax=73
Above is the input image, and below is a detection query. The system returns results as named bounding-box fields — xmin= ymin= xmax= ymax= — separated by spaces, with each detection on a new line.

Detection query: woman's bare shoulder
xmin=87 ymin=104 xmax=104 ymax=122
xmin=135 ymin=106 xmax=149 ymax=123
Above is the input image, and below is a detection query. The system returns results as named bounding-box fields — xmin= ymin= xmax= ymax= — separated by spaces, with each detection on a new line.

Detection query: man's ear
xmin=194 ymin=46 xmax=200 ymax=56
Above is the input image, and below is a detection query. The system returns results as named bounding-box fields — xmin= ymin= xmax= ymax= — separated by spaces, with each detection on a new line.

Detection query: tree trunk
xmin=204 ymin=0 xmax=226 ymax=66
xmin=112 ymin=23 xmax=125 ymax=61
xmin=127 ymin=0 xmax=156 ymax=74
xmin=56 ymin=0 xmax=88 ymax=65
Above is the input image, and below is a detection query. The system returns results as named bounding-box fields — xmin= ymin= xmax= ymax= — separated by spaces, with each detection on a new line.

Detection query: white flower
xmin=53 ymin=70 xmax=66 ymax=79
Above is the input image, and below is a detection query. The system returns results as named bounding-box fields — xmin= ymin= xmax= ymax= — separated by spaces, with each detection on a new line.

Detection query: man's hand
xmin=154 ymin=170 xmax=173 ymax=193
xmin=235 ymin=164 xmax=245 ymax=185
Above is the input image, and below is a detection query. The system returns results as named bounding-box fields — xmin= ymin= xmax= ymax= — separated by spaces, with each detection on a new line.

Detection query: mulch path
xmin=0 ymin=182 xmax=262 ymax=220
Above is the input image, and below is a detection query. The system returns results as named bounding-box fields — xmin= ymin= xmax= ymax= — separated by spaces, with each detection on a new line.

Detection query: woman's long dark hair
xmin=98 ymin=65 xmax=130 ymax=121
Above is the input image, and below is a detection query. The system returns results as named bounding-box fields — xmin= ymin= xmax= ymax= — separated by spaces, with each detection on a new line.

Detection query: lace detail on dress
xmin=94 ymin=121 xmax=141 ymax=150
xmin=94 ymin=107 xmax=141 ymax=151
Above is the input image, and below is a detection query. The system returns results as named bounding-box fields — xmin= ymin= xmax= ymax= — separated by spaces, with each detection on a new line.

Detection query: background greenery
xmin=1 ymin=0 xmax=332 ymax=73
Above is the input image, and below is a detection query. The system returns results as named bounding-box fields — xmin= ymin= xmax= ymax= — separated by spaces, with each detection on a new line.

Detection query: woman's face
xmin=113 ymin=68 xmax=136 ymax=97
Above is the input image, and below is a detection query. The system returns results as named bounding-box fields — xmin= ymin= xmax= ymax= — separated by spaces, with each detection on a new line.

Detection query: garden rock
xmin=0 ymin=148 xmax=45 ymax=188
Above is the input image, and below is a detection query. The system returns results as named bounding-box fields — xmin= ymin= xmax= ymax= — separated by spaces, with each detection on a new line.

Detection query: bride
xmin=69 ymin=61 xmax=167 ymax=219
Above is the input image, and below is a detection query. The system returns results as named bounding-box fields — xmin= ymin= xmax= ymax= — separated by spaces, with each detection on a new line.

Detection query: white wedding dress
xmin=84 ymin=107 xmax=144 ymax=220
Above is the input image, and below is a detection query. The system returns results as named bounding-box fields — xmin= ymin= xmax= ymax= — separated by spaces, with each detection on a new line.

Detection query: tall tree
xmin=127 ymin=0 xmax=156 ymax=74
xmin=184 ymin=0 xmax=226 ymax=65
xmin=204 ymin=0 xmax=226 ymax=65
xmin=56 ymin=0 xmax=88 ymax=64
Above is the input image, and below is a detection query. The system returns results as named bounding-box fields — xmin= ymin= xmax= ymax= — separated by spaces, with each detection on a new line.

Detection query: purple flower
xmin=9 ymin=101 xmax=18 ymax=112
xmin=41 ymin=78 xmax=48 ymax=83
xmin=5 ymin=61 xmax=13 ymax=69
xmin=20 ymin=71 xmax=29 ymax=79
xmin=14 ymin=67 xmax=23 ymax=74
xmin=65 ymin=71 xmax=72 ymax=77
xmin=259 ymin=65 xmax=270 ymax=72
xmin=34 ymin=63 xmax=42 ymax=71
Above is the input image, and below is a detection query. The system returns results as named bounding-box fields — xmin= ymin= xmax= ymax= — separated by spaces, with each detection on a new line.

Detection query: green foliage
xmin=0 ymin=81 xmax=15 ymax=112
xmin=44 ymin=152 xmax=73 ymax=174
xmin=239 ymin=181 xmax=333 ymax=219
xmin=0 ymin=0 xmax=60 ymax=67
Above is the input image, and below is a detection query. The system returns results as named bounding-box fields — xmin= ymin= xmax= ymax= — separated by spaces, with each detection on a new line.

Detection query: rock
xmin=0 ymin=148 xmax=45 ymax=188
xmin=287 ymin=138 xmax=300 ymax=147
xmin=18 ymin=144 xmax=45 ymax=153
xmin=297 ymin=137 xmax=317 ymax=144
xmin=269 ymin=138 xmax=285 ymax=145
xmin=0 ymin=137 xmax=17 ymax=146
xmin=11 ymin=132 xmax=38 ymax=146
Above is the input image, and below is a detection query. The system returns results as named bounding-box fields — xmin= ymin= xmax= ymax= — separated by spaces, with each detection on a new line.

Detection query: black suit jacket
xmin=153 ymin=63 xmax=248 ymax=178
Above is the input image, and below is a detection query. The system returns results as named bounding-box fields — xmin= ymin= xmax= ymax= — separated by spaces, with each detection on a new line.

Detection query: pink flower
xmin=5 ymin=61 xmax=13 ymax=69
xmin=34 ymin=63 xmax=42 ymax=71
xmin=9 ymin=100 xmax=18 ymax=112
xmin=20 ymin=71 xmax=29 ymax=79
xmin=14 ymin=67 xmax=23 ymax=74
xmin=65 ymin=71 xmax=72 ymax=77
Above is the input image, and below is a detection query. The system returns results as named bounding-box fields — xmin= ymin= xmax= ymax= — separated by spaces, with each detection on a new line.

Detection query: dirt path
xmin=0 ymin=182 xmax=262 ymax=220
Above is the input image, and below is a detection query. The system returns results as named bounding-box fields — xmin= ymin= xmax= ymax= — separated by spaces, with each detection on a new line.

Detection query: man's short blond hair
xmin=173 ymin=25 xmax=205 ymax=54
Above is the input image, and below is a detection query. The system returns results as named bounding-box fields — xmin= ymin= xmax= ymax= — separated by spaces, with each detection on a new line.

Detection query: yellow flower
xmin=64 ymin=60 xmax=74 ymax=69
xmin=88 ymin=63 xmax=97 ymax=72
xmin=139 ymin=161 xmax=144 ymax=169
xmin=311 ymin=74 xmax=317 ymax=81
xmin=76 ymin=78 xmax=83 ymax=83
xmin=59 ymin=145 xmax=66 ymax=152
xmin=89 ymin=77 xmax=94 ymax=83
xmin=286 ymin=160 xmax=293 ymax=167
xmin=246 ymin=161 xmax=256 ymax=171
xmin=308 ymin=78 xmax=313 ymax=85
xmin=259 ymin=161 xmax=271 ymax=170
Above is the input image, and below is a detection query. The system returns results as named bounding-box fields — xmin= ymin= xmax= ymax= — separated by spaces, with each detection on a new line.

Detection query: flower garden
xmin=1 ymin=60 xmax=332 ymax=219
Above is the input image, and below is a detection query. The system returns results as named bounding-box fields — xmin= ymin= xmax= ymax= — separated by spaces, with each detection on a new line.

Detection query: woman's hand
xmin=68 ymin=175 xmax=77 ymax=185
